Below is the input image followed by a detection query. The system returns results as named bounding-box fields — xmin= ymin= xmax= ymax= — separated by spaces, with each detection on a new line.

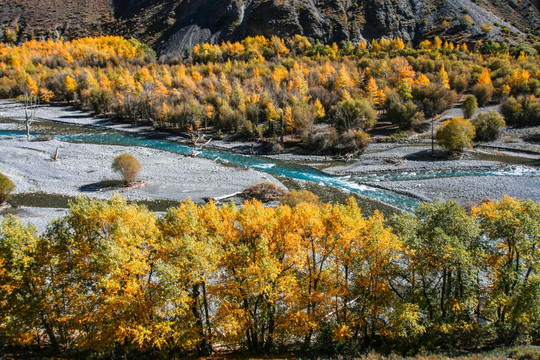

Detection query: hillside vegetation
xmin=0 ymin=35 xmax=539 ymax=154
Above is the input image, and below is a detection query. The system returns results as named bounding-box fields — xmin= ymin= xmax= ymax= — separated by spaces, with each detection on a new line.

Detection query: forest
xmin=0 ymin=35 xmax=539 ymax=154
xmin=0 ymin=195 xmax=538 ymax=357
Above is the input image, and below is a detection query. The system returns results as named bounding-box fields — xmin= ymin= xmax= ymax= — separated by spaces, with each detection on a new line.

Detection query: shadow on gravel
xmin=79 ymin=180 xmax=123 ymax=192
xmin=524 ymin=134 xmax=540 ymax=144
xmin=59 ymin=115 xmax=91 ymax=119
xmin=404 ymin=149 xmax=449 ymax=161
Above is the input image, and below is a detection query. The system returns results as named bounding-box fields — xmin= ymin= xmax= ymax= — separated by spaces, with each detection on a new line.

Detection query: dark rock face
xmin=1 ymin=0 xmax=539 ymax=55
xmin=156 ymin=0 xmax=425 ymax=55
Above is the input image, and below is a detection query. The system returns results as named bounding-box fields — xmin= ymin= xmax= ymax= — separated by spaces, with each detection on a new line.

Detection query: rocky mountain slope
xmin=1 ymin=0 xmax=539 ymax=56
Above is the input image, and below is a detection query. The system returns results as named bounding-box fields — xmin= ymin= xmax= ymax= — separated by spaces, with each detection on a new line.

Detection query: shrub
xmin=500 ymin=96 xmax=540 ymax=126
xmin=280 ymin=190 xmax=320 ymax=207
xmin=462 ymin=95 xmax=478 ymax=118
xmin=435 ymin=117 xmax=476 ymax=154
xmin=0 ymin=173 xmax=15 ymax=204
xmin=412 ymin=84 xmax=458 ymax=118
xmin=303 ymin=126 xmax=370 ymax=155
xmin=480 ymin=23 xmax=493 ymax=33
xmin=451 ymin=74 xmax=469 ymax=94
xmin=242 ymin=182 xmax=287 ymax=202
xmin=472 ymin=83 xmax=494 ymax=106
xmin=303 ymin=125 xmax=338 ymax=152
xmin=333 ymin=129 xmax=371 ymax=155
xmin=385 ymin=92 xmax=425 ymax=130
xmin=472 ymin=110 xmax=506 ymax=141
xmin=112 ymin=153 xmax=141 ymax=185
xmin=329 ymin=98 xmax=377 ymax=131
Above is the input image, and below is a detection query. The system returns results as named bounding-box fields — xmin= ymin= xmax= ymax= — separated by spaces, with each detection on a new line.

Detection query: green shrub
xmin=280 ymin=190 xmax=320 ymax=207
xmin=333 ymin=129 xmax=371 ymax=154
xmin=112 ymin=153 xmax=141 ymax=185
xmin=303 ymin=127 xmax=370 ymax=154
xmin=472 ymin=83 xmax=494 ymax=106
xmin=412 ymin=84 xmax=458 ymax=118
xmin=435 ymin=117 xmax=476 ymax=153
xmin=500 ymin=95 xmax=540 ymax=126
xmin=473 ymin=110 xmax=506 ymax=141
xmin=330 ymin=98 xmax=377 ymax=131
xmin=0 ymin=173 xmax=15 ymax=204
xmin=462 ymin=95 xmax=478 ymax=118
xmin=508 ymin=346 xmax=540 ymax=360
xmin=385 ymin=92 xmax=425 ymax=130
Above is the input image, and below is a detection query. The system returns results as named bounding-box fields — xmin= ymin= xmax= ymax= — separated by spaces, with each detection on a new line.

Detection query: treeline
xmin=0 ymin=195 xmax=538 ymax=357
xmin=0 ymin=36 xmax=539 ymax=153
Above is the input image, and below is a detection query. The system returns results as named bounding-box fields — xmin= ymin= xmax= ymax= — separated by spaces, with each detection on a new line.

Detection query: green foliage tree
xmin=330 ymin=98 xmax=377 ymax=131
xmin=112 ymin=153 xmax=141 ymax=185
xmin=0 ymin=173 xmax=15 ymax=204
xmin=435 ymin=117 xmax=476 ymax=154
xmin=385 ymin=91 xmax=425 ymax=130
xmin=462 ymin=95 xmax=478 ymax=118
xmin=412 ymin=84 xmax=458 ymax=118
xmin=472 ymin=110 xmax=506 ymax=141
xmin=388 ymin=200 xmax=483 ymax=348
xmin=472 ymin=197 xmax=540 ymax=343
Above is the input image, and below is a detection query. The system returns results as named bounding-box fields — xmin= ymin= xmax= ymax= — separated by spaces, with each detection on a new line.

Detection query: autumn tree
xmin=158 ymin=200 xmax=220 ymax=354
xmin=40 ymin=195 xmax=163 ymax=351
xmin=0 ymin=216 xmax=45 ymax=348
xmin=435 ymin=117 xmax=475 ymax=154
xmin=112 ymin=153 xmax=141 ymax=185
xmin=326 ymin=201 xmax=402 ymax=347
xmin=0 ymin=173 xmax=15 ymax=204
xmin=472 ymin=68 xmax=494 ymax=106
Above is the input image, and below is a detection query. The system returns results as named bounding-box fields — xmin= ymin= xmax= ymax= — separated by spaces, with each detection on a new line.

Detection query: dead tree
xmin=23 ymin=94 xmax=39 ymax=140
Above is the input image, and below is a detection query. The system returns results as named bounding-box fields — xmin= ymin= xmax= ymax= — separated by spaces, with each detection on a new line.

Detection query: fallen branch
xmin=204 ymin=191 xmax=242 ymax=203
xmin=196 ymin=139 xmax=212 ymax=148
xmin=0 ymin=203 xmax=12 ymax=212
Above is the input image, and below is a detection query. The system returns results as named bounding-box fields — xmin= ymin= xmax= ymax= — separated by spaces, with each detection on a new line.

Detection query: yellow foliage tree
xmin=477 ymin=68 xmax=492 ymax=85
xmin=438 ymin=64 xmax=450 ymax=89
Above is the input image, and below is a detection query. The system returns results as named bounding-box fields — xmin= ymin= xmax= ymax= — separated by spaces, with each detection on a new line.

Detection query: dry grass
xmin=242 ymin=181 xmax=287 ymax=202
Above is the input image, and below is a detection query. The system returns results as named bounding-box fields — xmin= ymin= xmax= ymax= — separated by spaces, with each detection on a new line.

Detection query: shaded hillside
xmin=1 ymin=0 xmax=539 ymax=55
xmin=0 ymin=0 xmax=113 ymax=40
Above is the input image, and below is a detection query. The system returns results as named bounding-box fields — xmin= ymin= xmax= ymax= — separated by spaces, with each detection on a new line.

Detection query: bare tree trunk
xmin=24 ymin=94 xmax=38 ymax=140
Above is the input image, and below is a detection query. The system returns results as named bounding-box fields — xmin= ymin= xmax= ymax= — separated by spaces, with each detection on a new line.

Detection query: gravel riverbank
xmin=325 ymin=145 xmax=540 ymax=205
xmin=0 ymin=137 xmax=281 ymax=202
xmin=0 ymin=100 xmax=285 ymax=230
xmin=1 ymin=100 xmax=539 ymax=231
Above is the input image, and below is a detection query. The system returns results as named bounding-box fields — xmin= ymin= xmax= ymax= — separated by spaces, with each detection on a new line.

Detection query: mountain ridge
xmin=1 ymin=0 xmax=539 ymax=56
